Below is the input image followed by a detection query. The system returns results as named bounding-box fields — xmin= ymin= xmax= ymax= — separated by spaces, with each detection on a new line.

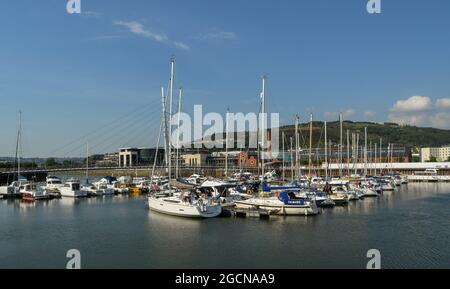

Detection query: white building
xmin=119 ymin=148 xmax=139 ymax=167
xmin=421 ymin=145 xmax=450 ymax=162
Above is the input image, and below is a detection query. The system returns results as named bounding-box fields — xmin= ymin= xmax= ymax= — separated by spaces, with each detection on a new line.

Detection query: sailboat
xmin=147 ymin=57 xmax=221 ymax=218
xmin=233 ymin=77 xmax=319 ymax=216
xmin=0 ymin=112 xmax=49 ymax=201
xmin=234 ymin=182 xmax=320 ymax=215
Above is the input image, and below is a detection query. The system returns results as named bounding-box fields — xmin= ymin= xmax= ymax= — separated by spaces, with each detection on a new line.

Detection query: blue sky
xmin=0 ymin=0 xmax=449 ymax=157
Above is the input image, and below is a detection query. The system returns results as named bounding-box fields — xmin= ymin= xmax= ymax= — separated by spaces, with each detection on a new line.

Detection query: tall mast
xmin=324 ymin=121 xmax=328 ymax=179
xmin=373 ymin=143 xmax=377 ymax=176
xmin=308 ymin=113 xmax=313 ymax=177
xmin=390 ymin=143 xmax=394 ymax=173
xmin=346 ymin=129 xmax=350 ymax=176
xmin=161 ymin=88 xmax=169 ymax=169
xmin=175 ymin=87 xmax=182 ymax=179
xmin=225 ymin=108 xmax=229 ymax=177
xmin=339 ymin=112 xmax=343 ymax=177
xmin=294 ymin=115 xmax=299 ymax=179
xmin=15 ymin=110 xmax=22 ymax=178
xmin=290 ymin=137 xmax=294 ymax=180
xmin=364 ymin=127 xmax=368 ymax=177
xmin=260 ymin=75 xmax=266 ymax=180
xmin=151 ymin=97 xmax=164 ymax=181
xmin=329 ymin=139 xmax=332 ymax=177
xmin=282 ymin=132 xmax=285 ymax=181
xmin=355 ymin=133 xmax=359 ymax=175
xmin=168 ymin=57 xmax=175 ymax=182
xmin=380 ymin=138 xmax=383 ymax=166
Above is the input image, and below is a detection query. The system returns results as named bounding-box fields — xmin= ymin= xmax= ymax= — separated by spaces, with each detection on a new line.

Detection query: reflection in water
xmin=1 ymin=183 xmax=449 ymax=269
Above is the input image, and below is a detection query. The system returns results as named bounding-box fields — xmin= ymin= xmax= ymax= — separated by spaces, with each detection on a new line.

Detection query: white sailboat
xmin=234 ymin=190 xmax=319 ymax=216
xmin=148 ymin=57 xmax=221 ymax=218
xmin=0 ymin=112 xmax=25 ymax=199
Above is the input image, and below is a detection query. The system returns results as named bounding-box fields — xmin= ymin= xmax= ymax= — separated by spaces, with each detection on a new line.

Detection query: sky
xmin=0 ymin=0 xmax=449 ymax=157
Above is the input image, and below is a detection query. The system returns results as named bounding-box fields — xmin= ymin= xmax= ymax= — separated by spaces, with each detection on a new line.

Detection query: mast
xmin=225 ymin=108 xmax=229 ymax=177
xmin=290 ymin=137 xmax=294 ymax=180
xmin=282 ymin=132 xmax=285 ymax=181
xmin=355 ymin=133 xmax=359 ymax=175
xmin=150 ymin=98 xmax=164 ymax=182
xmin=379 ymin=138 xmax=382 ymax=175
xmin=168 ymin=57 xmax=175 ymax=182
xmin=175 ymin=87 xmax=182 ymax=179
xmin=390 ymin=143 xmax=394 ymax=173
xmin=364 ymin=127 xmax=368 ymax=177
xmin=308 ymin=113 xmax=313 ymax=177
xmin=260 ymin=75 xmax=266 ymax=180
xmin=373 ymin=143 xmax=377 ymax=176
xmin=294 ymin=115 xmax=299 ymax=179
xmin=324 ymin=121 xmax=328 ymax=179
xmin=339 ymin=112 xmax=343 ymax=177
xmin=15 ymin=111 xmax=22 ymax=178
xmin=346 ymin=129 xmax=350 ymax=176
xmin=161 ymin=88 xmax=169 ymax=169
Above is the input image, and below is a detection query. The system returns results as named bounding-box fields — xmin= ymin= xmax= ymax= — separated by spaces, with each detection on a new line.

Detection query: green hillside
xmin=279 ymin=121 xmax=450 ymax=149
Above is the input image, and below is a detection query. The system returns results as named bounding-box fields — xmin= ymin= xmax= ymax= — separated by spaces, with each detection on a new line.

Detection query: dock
xmin=232 ymin=207 xmax=279 ymax=219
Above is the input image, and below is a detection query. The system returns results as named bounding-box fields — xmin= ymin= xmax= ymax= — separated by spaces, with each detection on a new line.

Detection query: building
xmin=119 ymin=148 xmax=139 ymax=167
xmin=421 ymin=145 xmax=450 ymax=162
xmin=118 ymin=147 xmax=165 ymax=168
xmin=182 ymin=153 xmax=208 ymax=167
xmin=95 ymin=153 xmax=119 ymax=167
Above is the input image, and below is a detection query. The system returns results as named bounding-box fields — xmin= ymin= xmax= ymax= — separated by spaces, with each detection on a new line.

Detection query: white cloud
xmin=114 ymin=21 xmax=168 ymax=43
xmin=198 ymin=29 xmax=237 ymax=40
xmin=390 ymin=95 xmax=432 ymax=112
xmin=436 ymin=98 xmax=450 ymax=109
xmin=388 ymin=96 xmax=450 ymax=129
xmin=173 ymin=41 xmax=190 ymax=50
xmin=114 ymin=20 xmax=189 ymax=50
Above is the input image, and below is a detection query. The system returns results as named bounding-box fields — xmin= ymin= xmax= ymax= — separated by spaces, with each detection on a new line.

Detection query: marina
xmin=1 ymin=1 xmax=450 ymax=272
xmin=1 ymin=179 xmax=449 ymax=269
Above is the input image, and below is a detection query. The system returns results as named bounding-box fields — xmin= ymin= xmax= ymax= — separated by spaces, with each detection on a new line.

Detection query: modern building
xmin=119 ymin=148 xmax=139 ymax=167
xmin=118 ymin=147 xmax=165 ymax=168
xmin=421 ymin=145 xmax=450 ymax=162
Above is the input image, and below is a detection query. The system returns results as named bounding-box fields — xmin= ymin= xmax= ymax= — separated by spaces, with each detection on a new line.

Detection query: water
xmin=1 ymin=181 xmax=449 ymax=269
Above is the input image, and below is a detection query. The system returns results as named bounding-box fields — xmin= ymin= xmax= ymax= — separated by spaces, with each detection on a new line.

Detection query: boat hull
xmin=59 ymin=189 xmax=88 ymax=198
xmin=234 ymin=200 xmax=319 ymax=216
xmin=148 ymin=197 xmax=222 ymax=218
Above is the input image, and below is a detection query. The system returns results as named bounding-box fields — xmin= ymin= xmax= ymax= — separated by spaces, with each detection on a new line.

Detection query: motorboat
xmin=44 ymin=175 xmax=64 ymax=191
xmin=20 ymin=183 xmax=50 ymax=201
xmin=92 ymin=181 xmax=115 ymax=195
xmin=60 ymin=179 xmax=88 ymax=198
xmin=186 ymin=174 xmax=207 ymax=185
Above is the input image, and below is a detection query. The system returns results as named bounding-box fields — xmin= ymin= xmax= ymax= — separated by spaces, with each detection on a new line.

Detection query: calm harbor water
xmin=1 ymin=180 xmax=449 ymax=269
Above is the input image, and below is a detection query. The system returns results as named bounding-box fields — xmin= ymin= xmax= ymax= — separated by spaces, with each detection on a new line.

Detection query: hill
xmin=279 ymin=121 xmax=450 ymax=149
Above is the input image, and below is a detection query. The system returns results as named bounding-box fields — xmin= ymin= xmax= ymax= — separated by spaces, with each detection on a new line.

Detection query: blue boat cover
xmin=278 ymin=191 xmax=306 ymax=205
